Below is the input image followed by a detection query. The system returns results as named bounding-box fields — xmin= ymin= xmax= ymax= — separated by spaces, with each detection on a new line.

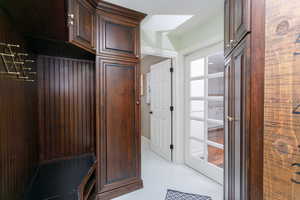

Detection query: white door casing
xmin=150 ymin=59 xmax=172 ymax=161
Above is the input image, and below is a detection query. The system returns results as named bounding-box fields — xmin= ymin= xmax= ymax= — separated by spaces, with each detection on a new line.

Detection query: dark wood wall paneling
xmin=0 ymin=9 xmax=39 ymax=200
xmin=38 ymin=56 xmax=96 ymax=162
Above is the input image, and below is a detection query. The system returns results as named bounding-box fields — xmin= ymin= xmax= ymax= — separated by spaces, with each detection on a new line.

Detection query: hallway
xmin=114 ymin=146 xmax=223 ymax=200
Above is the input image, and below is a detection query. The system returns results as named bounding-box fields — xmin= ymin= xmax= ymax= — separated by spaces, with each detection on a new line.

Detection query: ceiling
xmin=103 ymin=0 xmax=223 ymax=15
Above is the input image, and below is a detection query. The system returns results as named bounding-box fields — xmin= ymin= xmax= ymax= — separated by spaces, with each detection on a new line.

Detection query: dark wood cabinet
xmin=224 ymin=0 xmax=265 ymax=199
xmin=95 ymin=3 xmax=145 ymax=200
xmin=224 ymin=0 xmax=232 ymax=55
xmin=232 ymin=0 xmax=250 ymax=45
xmin=96 ymin=59 xmax=142 ymax=199
xmin=224 ymin=0 xmax=250 ymax=56
xmin=68 ymin=0 xmax=96 ymax=52
xmin=0 ymin=1 xmax=145 ymax=200
xmin=0 ymin=0 xmax=97 ymax=53
xmin=97 ymin=15 xmax=139 ymax=58
xmin=224 ymin=37 xmax=250 ymax=200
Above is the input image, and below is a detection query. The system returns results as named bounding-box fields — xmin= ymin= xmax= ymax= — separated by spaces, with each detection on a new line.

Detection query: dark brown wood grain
xmin=0 ymin=8 xmax=38 ymax=200
xmin=37 ymin=55 xmax=96 ymax=162
xmin=224 ymin=0 xmax=265 ymax=199
xmin=96 ymin=58 xmax=142 ymax=195
xmin=69 ymin=0 xmax=97 ymax=52
xmin=97 ymin=15 xmax=139 ymax=59
xmin=224 ymin=0 xmax=250 ymax=57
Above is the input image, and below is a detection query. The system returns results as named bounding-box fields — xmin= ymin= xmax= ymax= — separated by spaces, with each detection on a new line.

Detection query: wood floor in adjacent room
xmin=114 ymin=145 xmax=223 ymax=200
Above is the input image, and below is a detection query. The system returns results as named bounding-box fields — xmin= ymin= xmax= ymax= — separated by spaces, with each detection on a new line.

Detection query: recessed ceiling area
xmin=103 ymin=0 xmax=224 ymax=15
xmin=142 ymin=15 xmax=193 ymax=32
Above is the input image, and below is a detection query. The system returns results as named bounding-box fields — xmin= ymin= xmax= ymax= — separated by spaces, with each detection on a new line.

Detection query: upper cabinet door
xmin=225 ymin=0 xmax=250 ymax=57
xmin=224 ymin=0 xmax=232 ymax=56
xmin=69 ymin=0 xmax=96 ymax=52
xmin=98 ymin=16 xmax=139 ymax=59
xmin=232 ymin=0 xmax=250 ymax=45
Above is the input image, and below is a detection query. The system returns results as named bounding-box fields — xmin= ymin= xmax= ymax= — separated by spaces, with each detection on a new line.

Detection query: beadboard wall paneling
xmin=38 ymin=56 xmax=95 ymax=162
xmin=0 ymin=9 xmax=39 ymax=200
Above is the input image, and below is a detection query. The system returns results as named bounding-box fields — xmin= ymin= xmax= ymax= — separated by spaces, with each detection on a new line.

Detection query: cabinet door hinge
xmin=170 ymin=144 xmax=174 ymax=150
xmin=170 ymin=106 xmax=174 ymax=111
xmin=170 ymin=67 xmax=174 ymax=73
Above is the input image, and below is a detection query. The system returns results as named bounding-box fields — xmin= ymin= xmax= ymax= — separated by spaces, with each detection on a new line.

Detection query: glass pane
xmin=208 ymin=77 xmax=224 ymax=96
xmin=190 ymin=120 xmax=205 ymax=140
xmin=190 ymin=139 xmax=205 ymax=160
xmin=190 ymin=101 xmax=205 ymax=118
xmin=208 ymin=122 xmax=224 ymax=145
xmin=190 ymin=80 xmax=204 ymax=97
xmin=190 ymin=58 xmax=205 ymax=77
xmin=208 ymin=145 xmax=224 ymax=168
xmin=208 ymin=52 xmax=224 ymax=74
xmin=208 ymin=100 xmax=224 ymax=121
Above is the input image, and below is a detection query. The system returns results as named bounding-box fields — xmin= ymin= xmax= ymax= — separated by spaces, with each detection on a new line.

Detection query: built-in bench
xmin=25 ymin=154 xmax=96 ymax=200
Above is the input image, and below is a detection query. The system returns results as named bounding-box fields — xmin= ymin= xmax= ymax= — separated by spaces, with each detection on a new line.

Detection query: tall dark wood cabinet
xmin=95 ymin=3 xmax=146 ymax=200
xmin=0 ymin=1 xmax=145 ymax=199
xmin=224 ymin=0 xmax=265 ymax=199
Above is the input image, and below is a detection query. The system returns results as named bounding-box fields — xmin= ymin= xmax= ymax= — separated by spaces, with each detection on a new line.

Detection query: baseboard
xmin=96 ymin=180 xmax=143 ymax=200
xmin=141 ymin=136 xmax=150 ymax=150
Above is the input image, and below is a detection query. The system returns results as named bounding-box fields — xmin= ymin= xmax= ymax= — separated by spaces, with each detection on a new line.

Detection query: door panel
xmin=150 ymin=60 xmax=172 ymax=161
xmin=224 ymin=0 xmax=232 ymax=55
xmin=224 ymin=58 xmax=231 ymax=200
xmin=97 ymin=59 xmax=141 ymax=193
xmin=224 ymin=36 xmax=250 ymax=200
xmin=98 ymin=16 xmax=138 ymax=58
xmin=233 ymin=0 xmax=250 ymax=45
xmin=69 ymin=0 xmax=96 ymax=51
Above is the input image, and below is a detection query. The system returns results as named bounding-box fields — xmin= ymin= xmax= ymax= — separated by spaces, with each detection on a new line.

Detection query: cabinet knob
xmin=227 ymin=116 xmax=234 ymax=122
xmin=68 ymin=14 xmax=74 ymax=19
xmin=136 ymin=101 xmax=140 ymax=105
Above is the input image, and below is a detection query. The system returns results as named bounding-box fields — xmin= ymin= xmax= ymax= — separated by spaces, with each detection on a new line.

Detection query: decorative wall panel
xmin=264 ymin=0 xmax=300 ymax=199
xmin=38 ymin=56 xmax=95 ymax=162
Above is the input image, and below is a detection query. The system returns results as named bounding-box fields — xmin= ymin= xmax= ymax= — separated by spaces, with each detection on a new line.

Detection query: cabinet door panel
xmin=97 ymin=59 xmax=141 ymax=193
xmin=98 ymin=17 xmax=138 ymax=58
xmin=224 ymin=0 xmax=232 ymax=56
xmin=225 ymin=36 xmax=250 ymax=199
xmin=69 ymin=0 xmax=96 ymax=51
xmin=233 ymin=0 xmax=250 ymax=46
xmin=224 ymin=58 xmax=232 ymax=200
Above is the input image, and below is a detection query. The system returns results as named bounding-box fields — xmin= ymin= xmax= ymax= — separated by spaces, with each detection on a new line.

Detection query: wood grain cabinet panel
xmin=224 ymin=0 xmax=232 ymax=55
xmin=96 ymin=58 xmax=142 ymax=198
xmin=98 ymin=16 xmax=139 ymax=58
xmin=232 ymin=0 xmax=250 ymax=45
xmin=225 ymin=0 xmax=250 ymax=56
xmin=224 ymin=35 xmax=257 ymax=200
xmin=69 ymin=0 xmax=96 ymax=51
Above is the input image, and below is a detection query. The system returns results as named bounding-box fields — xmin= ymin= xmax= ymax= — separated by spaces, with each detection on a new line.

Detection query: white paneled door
xmin=150 ymin=59 xmax=172 ymax=161
xmin=185 ymin=50 xmax=224 ymax=184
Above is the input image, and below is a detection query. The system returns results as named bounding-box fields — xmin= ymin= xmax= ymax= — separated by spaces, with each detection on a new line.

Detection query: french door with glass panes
xmin=185 ymin=50 xmax=224 ymax=184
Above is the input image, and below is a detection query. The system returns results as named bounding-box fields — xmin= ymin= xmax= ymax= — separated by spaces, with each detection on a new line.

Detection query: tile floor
xmin=114 ymin=146 xmax=223 ymax=200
